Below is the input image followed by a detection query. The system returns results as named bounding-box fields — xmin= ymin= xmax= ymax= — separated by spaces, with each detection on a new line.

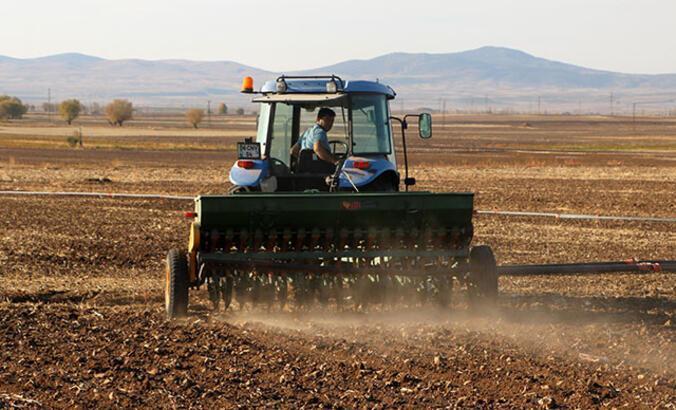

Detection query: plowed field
xmin=0 ymin=114 xmax=674 ymax=408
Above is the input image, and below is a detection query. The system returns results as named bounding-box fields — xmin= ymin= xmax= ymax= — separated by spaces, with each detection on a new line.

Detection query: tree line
xmin=0 ymin=96 xmax=246 ymax=128
xmin=0 ymin=96 xmax=134 ymax=126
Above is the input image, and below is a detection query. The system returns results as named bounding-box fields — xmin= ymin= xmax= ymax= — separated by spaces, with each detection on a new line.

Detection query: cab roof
xmin=259 ymin=77 xmax=396 ymax=99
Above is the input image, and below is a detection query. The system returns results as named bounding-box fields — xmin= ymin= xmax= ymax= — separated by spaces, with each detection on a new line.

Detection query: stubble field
xmin=0 ymin=113 xmax=674 ymax=408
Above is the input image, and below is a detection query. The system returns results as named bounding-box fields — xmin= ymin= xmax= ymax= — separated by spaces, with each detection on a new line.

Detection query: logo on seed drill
xmin=341 ymin=201 xmax=361 ymax=210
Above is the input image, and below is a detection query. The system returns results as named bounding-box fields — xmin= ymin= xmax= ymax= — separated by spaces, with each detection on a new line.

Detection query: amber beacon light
xmin=241 ymin=76 xmax=254 ymax=93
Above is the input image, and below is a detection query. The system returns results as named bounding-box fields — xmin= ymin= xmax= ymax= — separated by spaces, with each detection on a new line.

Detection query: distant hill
xmin=0 ymin=52 xmax=273 ymax=107
xmin=308 ymin=47 xmax=676 ymax=112
xmin=2 ymin=47 xmax=676 ymax=113
xmin=312 ymin=47 xmax=676 ymax=88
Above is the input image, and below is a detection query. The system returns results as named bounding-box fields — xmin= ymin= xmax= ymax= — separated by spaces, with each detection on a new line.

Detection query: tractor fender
xmin=339 ymin=156 xmax=397 ymax=189
xmin=187 ymin=222 xmax=200 ymax=283
xmin=228 ymin=159 xmax=268 ymax=187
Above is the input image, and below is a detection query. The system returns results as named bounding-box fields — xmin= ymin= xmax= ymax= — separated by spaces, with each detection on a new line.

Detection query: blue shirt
xmin=298 ymin=124 xmax=330 ymax=151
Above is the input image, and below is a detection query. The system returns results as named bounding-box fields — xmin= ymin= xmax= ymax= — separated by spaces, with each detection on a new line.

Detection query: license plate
xmin=237 ymin=142 xmax=261 ymax=159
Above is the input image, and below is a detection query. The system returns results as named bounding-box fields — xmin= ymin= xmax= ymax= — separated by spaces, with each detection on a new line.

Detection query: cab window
xmin=351 ymin=94 xmax=391 ymax=154
xmin=268 ymin=103 xmax=294 ymax=166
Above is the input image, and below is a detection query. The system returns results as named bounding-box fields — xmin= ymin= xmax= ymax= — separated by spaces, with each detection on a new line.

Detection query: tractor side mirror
xmin=418 ymin=113 xmax=432 ymax=139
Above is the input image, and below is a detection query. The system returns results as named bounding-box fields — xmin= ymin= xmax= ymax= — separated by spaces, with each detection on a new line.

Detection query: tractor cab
xmin=230 ymin=75 xmax=431 ymax=193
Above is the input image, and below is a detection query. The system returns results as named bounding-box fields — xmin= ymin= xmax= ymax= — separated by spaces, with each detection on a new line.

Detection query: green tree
xmin=105 ymin=99 xmax=133 ymax=126
xmin=217 ymin=102 xmax=228 ymax=115
xmin=0 ymin=95 xmax=28 ymax=120
xmin=59 ymin=99 xmax=82 ymax=125
xmin=236 ymin=107 xmax=245 ymax=115
xmin=186 ymin=108 xmax=204 ymax=129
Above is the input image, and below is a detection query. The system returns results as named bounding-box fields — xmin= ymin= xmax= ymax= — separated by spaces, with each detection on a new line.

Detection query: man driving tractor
xmin=290 ymin=107 xmax=339 ymax=166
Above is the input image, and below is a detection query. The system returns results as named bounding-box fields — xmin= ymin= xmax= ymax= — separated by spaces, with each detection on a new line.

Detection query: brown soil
xmin=0 ymin=115 xmax=674 ymax=408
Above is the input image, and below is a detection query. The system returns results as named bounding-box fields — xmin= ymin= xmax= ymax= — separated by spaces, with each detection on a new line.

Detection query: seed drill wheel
xmin=165 ymin=249 xmax=189 ymax=318
xmin=467 ymin=245 xmax=498 ymax=307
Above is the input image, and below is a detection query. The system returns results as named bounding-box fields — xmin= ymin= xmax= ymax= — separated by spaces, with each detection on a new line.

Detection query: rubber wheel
xmin=467 ymin=245 xmax=498 ymax=306
xmin=165 ymin=249 xmax=189 ymax=318
xmin=364 ymin=175 xmax=396 ymax=192
xmin=228 ymin=185 xmax=251 ymax=195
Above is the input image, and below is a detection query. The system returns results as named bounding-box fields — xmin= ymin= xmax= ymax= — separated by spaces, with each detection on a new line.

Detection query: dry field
xmin=0 ymin=114 xmax=674 ymax=408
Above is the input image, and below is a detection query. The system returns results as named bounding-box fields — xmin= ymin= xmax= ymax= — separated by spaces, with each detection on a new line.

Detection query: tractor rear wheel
xmin=467 ymin=245 xmax=498 ymax=307
xmin=165 ymin=249 xmax=189 ymax=318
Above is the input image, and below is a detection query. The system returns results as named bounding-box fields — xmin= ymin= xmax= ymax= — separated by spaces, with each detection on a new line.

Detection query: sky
xmin=3 ymin=0 xmax=676 ymax=74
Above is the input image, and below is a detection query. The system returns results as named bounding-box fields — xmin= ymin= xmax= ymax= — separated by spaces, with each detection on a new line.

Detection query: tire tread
xmin=166 ymin=249 xmax=189 ymax=318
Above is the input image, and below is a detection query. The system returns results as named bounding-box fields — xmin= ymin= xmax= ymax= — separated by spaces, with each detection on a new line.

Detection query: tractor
xmin=165 ymin=75 xmax=497 ymax=318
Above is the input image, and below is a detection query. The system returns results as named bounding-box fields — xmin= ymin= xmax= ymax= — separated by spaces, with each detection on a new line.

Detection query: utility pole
xmin=610 ymin=92 xmax=614 ymax=116
xmin=537 ymin=96 xmax=541 ymax=115
xmin=47 ymin=88 xmax=52 ymax=123
xmin=207 ymin=100 xmax=211 ymax=126
xmin=442 ymin=99 xmax=446 ymax=127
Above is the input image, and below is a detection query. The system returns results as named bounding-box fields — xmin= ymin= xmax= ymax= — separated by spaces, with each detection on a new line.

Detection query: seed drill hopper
xmin=165 ymin=75 xmax=497 ymax=317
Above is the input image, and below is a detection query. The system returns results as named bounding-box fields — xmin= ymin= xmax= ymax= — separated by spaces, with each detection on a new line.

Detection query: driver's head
xmin=317 ymin=108 xmax=336 ymax=132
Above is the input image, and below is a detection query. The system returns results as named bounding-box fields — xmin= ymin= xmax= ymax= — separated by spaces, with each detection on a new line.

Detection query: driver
xmin=290 ymin=107 xmax=339 ymax=165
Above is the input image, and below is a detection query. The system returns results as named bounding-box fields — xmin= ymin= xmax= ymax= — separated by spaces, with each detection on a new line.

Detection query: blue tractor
xmin=229 ymin=75 xmax=431 ymax=193
xmin=164 ymin=75 xmax=497 ymax=318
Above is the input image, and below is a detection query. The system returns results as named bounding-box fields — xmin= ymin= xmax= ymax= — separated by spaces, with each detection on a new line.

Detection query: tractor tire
xmin=363 ymin=173 xmax=397 ymax=192
xmin=165 ymin=249 xmax=189 ymax=318
xmin=228 ymin=185 xmax=251 ymax=195
xmin=467 ymin=245 xmax=498 ymax=307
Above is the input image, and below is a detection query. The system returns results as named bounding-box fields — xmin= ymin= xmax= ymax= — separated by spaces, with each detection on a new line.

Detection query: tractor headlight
xmin=276 ymin=79 xmax=288 ymax=93
xmin=326 ymin=79 xmax=338 ymax=93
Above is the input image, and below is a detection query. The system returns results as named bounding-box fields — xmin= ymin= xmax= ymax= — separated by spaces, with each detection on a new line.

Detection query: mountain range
xmin=2 ymin=47 xmax=676 ymax=113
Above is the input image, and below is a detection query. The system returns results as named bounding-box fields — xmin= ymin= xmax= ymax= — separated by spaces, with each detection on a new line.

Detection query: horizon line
xmin=3 ymin=46 xmax=675 ymax=76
